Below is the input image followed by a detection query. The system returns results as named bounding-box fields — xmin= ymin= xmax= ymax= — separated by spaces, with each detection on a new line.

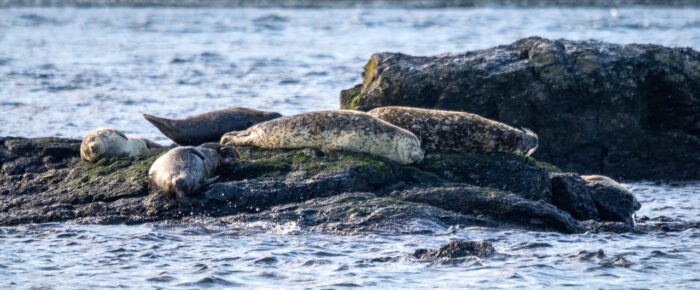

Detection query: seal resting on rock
xmin=220 ymin=110 xmax=424 ymax=165
xmin=367 ymin=106 xmax=538 ymax=156
xmin=143 ymin=107 xmax=282 ymax=146
xmin=148 ymin=143 xmax=239 ymax=202
xmin=80 ymin=128 xmax=165 ymax=162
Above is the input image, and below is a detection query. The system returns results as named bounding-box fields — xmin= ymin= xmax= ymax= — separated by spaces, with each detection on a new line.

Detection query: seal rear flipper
xmin=143 ymin=114 xmax=179 ymax=140
xmin=142 ymin=138 xmax=166 ymax=150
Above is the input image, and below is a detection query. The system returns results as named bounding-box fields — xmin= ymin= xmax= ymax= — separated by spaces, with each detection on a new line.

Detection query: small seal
xmin=80 ymin=128 xmax=165 ymax=162
xmin=148 ymin=143 xmax=239 ymax=202
xmin=143 ymin=107 xmax=282 ymax=146
xmin=220 ymin=110 xmax=424 ymax=165
xmin=367 ymin=106 xmax=538 ymax=156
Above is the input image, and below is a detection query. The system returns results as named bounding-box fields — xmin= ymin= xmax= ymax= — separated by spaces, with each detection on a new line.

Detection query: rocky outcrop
xmin=550 ymin=173 xmax=599 ymax=221
xmin=0 ymin=137 xmax=657 ymax=234
xmin=582 ymin=175 xmax=641 ymax=225
xmin=414 ymin=240 xmax=495 ymax=259
xmin=340 ymin=37 xmax=700 ymax=180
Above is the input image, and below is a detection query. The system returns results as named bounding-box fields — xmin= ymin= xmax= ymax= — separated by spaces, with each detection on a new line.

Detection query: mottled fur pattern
xmin=144 ymin=107 xmax=282 ymax=146
xmin=368 ymin=106 xmax=539 ymax=156
xmin=80 ymin=128 xmax=165 ymax=162
xmin=148 ymin=143 xmax=239 ymax=202
xmin=220 ymin=110 xmax=424 ymax=165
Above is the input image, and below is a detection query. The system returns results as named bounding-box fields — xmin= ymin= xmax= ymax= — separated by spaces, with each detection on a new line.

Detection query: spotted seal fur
xmin=220 ymin=110 xmax=424 ymax=165
xmin=368 ymin=106 xmax=538 ymax=156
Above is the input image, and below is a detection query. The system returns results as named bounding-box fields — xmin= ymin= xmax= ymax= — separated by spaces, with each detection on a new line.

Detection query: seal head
xmin=148 ymin=143 xmax=239 ymax=202
xmin=220 ymin=110 xmax=424 ymax=165
xmin=144 ymin=107 xmax=282 ymax=146
xmin=80 ymin=128 xmax=164 ymax=162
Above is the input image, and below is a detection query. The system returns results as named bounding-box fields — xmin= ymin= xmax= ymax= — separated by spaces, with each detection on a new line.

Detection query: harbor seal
xmin=80 ymin=128 xmax=165 ymax=162
xmin=220 ymin=110 xmax=424 ymax=165
xmin=367 ymin=106 xmax=538 ymax=156
xmin=143 ymin=107 xmax=282 ymax=146
xmin=148 ymin=143 xmax=239 ymax=202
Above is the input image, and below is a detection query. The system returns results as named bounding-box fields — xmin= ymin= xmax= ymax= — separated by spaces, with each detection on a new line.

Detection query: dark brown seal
xmin=148 ymin=143 xmax=239 ymax=202
xmin=368 ymin=106 xmax=538 ymax=155
xmin=144 ymin=107 xmax=282 ymax=146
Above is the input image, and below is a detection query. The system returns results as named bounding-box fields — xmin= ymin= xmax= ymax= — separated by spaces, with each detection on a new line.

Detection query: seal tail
xmin=143 ymin=114 xmax=178 ymax=139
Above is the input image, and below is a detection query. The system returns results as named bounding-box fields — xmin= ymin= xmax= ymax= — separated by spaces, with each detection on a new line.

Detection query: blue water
xmin=1 ymin=6 xmax=699 ymax=288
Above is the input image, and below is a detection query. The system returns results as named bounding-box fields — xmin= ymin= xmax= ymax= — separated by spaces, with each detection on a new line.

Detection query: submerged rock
xmin=0 ymin=137 xmax=647 ymax=234
xmin=340 ymin=37 xmax=699 ymax=180
xmin=414 ymin=240 xmax=495 ymax=259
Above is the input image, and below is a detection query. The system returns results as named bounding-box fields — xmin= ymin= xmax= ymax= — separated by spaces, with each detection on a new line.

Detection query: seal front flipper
xmin=143 ymin=114 xmax=179 ymax=142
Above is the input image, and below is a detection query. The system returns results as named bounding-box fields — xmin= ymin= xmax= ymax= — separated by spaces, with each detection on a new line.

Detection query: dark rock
xmin=389 ymin=185 xmax=585 ymax=233
xmin=1 ymin=137 xmax=641 ymax=235
xmin=414 ymin=240 xmax=495 ymax=259
xmin=583 ymin=175 xmax=641 ymax=225
xmin=341 ymin=37 xmax=700 ymax=180
xmin=222 ymin=192 xmax=499 ymax=235
xmin=420 ymin=153 xmax=554 ymax=202
xmin=550 ymin=173 xmax=599 ymax=220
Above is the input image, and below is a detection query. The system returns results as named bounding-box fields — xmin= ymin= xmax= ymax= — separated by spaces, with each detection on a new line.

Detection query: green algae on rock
xmin=0 ymin=137 xmax=651 ymax=234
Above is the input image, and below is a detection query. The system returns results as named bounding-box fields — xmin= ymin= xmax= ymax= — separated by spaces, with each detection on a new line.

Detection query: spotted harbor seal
xmin=148 ymin=143 xmax=239 ymax=202
xmin=367 ymin=106 xmax=538 ymax=156
xmin=143 ymin=107 xmax=282 ymax=146
xmin=220 ymin=110 xmax=424 ymax=165
xmin=80 ymin=128 xmax=165 ymax=162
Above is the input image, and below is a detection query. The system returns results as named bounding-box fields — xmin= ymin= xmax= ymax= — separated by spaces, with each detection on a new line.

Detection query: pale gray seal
xmin=80 ymin=128 xmax=165 ymax=162
xmin=143 ymin=107 xmax=282 ymax=146
xmin=220 ymin=110 xmax=424 ymax=165
xmin=367 ymin=106 xmax=538 ymax=156
xmin=148 ymin=143 xmax=239 ymax=202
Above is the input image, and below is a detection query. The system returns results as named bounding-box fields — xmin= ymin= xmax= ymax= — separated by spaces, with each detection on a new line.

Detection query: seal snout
xmin=172 ymin=176 xmax=193 ymax=200
xmin=220 ymin=134 xmax=232 ymax=145
xmin=88 ymin=141 xmax=104 ymax=156
xmin=220 ymin=132 xmax=247 ymax=145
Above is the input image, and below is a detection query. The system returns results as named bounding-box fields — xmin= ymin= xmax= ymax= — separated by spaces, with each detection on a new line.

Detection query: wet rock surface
xmin=2 ymin=137 xmax=684 ymax=235
xmin=341 ymin=37 xmax=700 ymax=180
xmin=550 ymin=173 xmax=599 ymax=221
xmin=583 ymin=175 xmax=641 ymax=225
xmin=414 ymin=240 xmax=495 ymax=259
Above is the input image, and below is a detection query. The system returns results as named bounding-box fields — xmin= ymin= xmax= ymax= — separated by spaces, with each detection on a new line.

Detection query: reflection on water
xmin=0 ymin=7 xmax=698 ymax=142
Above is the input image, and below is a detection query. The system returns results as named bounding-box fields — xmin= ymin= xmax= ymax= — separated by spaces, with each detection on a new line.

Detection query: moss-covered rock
xmin=0 ymin=137 xmax=643 ymax=233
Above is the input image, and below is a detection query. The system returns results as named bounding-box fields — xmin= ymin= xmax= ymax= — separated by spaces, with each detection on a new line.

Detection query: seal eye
xmin=246 ymin=121 xmax=253 ymax=127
